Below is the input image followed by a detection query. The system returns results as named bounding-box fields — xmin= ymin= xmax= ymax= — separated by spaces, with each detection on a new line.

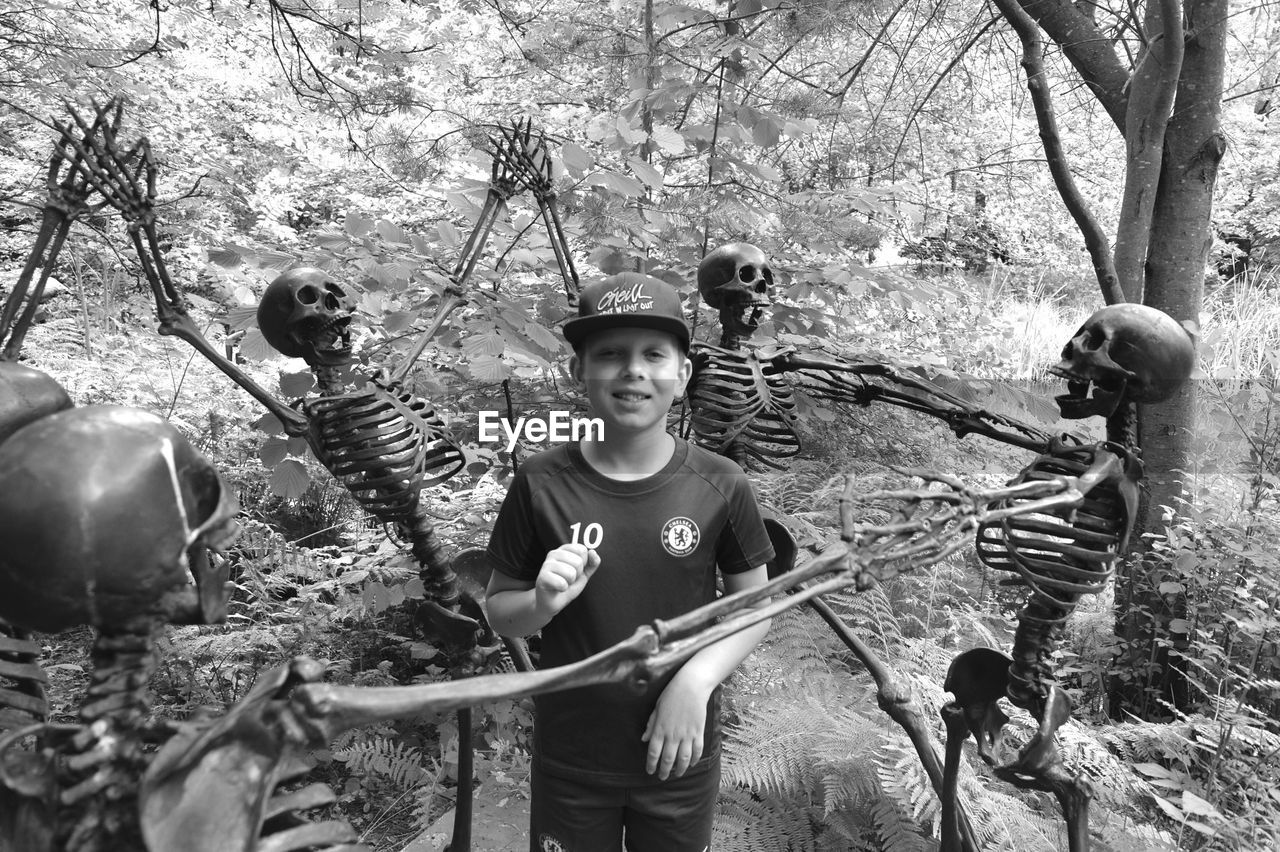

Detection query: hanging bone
xmin=940 ymin=303 xmax=1196 ymax=852
xmin=0 ymin=406 xmax=239 ymax=852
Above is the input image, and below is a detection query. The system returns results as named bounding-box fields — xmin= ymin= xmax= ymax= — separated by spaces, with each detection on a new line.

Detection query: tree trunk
xmin=1109 ymin=0 xmax=1228 ymax=719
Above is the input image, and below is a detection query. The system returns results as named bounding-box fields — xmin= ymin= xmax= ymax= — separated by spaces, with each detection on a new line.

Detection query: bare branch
xmin=991 ymin=0 xmax=1124 ymax=304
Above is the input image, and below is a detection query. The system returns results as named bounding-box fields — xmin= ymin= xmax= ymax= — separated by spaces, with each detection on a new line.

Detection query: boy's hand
xmin=534 ymin=543 xmax=600 ymax=615
xmin=642 ymin=675 xmax=711 ymax=780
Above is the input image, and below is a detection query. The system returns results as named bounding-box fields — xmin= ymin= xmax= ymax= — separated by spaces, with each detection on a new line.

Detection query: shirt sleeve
xmin=715 ymin=472 xmax=775 ymax=575
xmin=485 ymin=470 xmax=544 ymax=582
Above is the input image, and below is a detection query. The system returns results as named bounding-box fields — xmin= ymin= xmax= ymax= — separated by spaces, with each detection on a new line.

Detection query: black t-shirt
xmin=486 ymin=437 xmax=774 ymax=785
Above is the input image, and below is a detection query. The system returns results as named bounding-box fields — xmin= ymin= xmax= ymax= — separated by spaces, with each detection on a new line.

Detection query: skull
xmin=697 ymin=243 xmax=773 ymax=338
xmin=0 ymin=361 xmax=72 ymax=444
xmin=256 ymin=267 xmax=356 ymax=366
xmin=1051 ymin=303 xmax=1195 ymax=419
xmin=0 ymin=406 xmax=239 ymax=632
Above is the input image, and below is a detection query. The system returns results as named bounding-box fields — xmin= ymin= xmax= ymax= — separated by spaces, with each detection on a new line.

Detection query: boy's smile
xmin=571 ymin=328 xmax=691 ymax=438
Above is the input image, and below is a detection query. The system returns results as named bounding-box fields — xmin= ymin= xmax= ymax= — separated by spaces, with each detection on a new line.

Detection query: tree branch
xmin=1113 ymin=0 xmax=1183 ymax=302
xmin=991 ymin=0 xmax=1124 ymax=304
xmin=1014 ymin=0 xmax=1131 ymax=131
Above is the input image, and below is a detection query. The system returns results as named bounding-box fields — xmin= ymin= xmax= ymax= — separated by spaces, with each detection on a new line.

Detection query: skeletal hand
xmin=535 ymin=543 xmax=600 ymax=614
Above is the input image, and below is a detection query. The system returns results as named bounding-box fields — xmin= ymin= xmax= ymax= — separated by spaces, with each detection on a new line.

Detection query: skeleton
xmin=34 ymin=102 xmax=582 ymax=852
xmin=939 ymin=302 xmax=1196 ymax=852
xmin=687 ymin=244 xmax=1059 ymax=469
xmin=48 ymin=104 xmax=577 ymax=654
xmin=0 ymin=405 xmax=243 ymax=852
xmin=686 ymin=244 xmax=1195 ymax=851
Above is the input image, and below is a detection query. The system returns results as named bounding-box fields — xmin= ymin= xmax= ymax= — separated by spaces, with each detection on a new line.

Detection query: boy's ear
xmin=674 ymin=352 xmax=692 ymax=396
xmin=568 ymin=353 xmax=584 ymax=384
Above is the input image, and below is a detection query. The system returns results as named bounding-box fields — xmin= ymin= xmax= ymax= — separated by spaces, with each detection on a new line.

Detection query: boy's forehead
xmin=580 ymin=326 xmax=684 ymax=351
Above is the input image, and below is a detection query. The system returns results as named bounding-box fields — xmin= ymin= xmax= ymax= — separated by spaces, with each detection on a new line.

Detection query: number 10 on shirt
xmin=569 ymin=522 xmax=604 ymax=549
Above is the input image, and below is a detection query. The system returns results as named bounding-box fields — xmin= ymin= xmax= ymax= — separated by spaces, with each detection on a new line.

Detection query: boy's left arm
xmin=642 ymin=564 xmax=772 ymax=780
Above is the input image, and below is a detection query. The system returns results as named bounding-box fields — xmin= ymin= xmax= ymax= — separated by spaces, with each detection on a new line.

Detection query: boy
xmin=484 ymin=272 xmax=775 ymax=852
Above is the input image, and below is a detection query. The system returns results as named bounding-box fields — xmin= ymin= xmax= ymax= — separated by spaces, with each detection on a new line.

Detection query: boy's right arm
xmin=484 ymin=543 xmax=600 ymax=638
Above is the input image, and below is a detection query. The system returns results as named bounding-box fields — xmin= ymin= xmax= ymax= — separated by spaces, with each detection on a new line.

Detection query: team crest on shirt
xmin=660 ymin=516 xmax=700 ymax=556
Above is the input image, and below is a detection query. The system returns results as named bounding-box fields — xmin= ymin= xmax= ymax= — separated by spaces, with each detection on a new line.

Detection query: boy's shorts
xmin=529 ymin=757 xmax=721 ymax=852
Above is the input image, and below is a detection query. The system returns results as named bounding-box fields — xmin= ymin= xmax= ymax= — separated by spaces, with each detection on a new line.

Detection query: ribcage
xmin=305 ymin=380 xmax=465 ymax=525
xmin=0 ymin=621 xmax=47 ymax=730
xmin=975 ymin=440 xmax=1134 ymax=709
xmin=687 ymin=345 xmax=800 ymax=469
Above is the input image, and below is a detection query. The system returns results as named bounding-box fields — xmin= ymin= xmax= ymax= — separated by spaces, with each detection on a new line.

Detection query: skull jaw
xmin=293 ymin=319 xmax=354 ymax=368
xmin=718 ymin=300 xmax=769 ymax=339
xmin=1053 ymin=376 xmax=1125 ymax=419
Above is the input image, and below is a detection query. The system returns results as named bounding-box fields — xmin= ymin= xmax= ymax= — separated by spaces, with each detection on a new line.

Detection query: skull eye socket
xmin=1083 ymin=325 xmax=1107 ymax=349
xmin=738 ymin=265 xmax=757 ymax=282
xmin=296 ymin=285 xmax=320 ymax=305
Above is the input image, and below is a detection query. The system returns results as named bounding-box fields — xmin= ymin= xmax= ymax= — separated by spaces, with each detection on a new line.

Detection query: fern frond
xmin=869 ymin=795 xmax=932 ymax=852
xmin=333 ymin=734 xmax=435 ymax=791
xmin=714 ymin=786 xmax=817 ymax=852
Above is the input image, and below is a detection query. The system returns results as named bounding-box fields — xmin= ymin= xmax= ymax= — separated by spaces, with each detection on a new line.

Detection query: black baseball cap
xmin=562 ymin=272 xmax=690 ymax=352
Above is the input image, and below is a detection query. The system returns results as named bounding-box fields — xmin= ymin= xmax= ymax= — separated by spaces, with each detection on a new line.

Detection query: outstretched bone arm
xmin=286 ymin=471 xmax=1089 ymax=739
xmin=776 ymin=350 xmax=1064 ymax=453
xmin=54 ymin=103 xmax=309 ymax=436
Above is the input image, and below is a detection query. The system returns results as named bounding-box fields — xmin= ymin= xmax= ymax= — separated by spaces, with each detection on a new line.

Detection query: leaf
xmin=523 ymin=321 xmax=563 ymax=353
xmin=207 ymin=246 xmax=242 ymax=268
xmin=363 ymin=581 xmax=391 ymax=614
xmin=278 ymin=370 xmax=314 ymax=397
xmin=1180 ymin=791 xmax=1222 ymax=819
xmin=559 ymin=142 xmax=592 ymax=176
xmin=588 ymin=170 xmax=644 ymax=198
xmin=269 ymin=459 xmax=310 ymax=499
xmin=462 ymin=329 xmax=506 ymax=358
xmin=225 ymin=305 xmax=260 ymax=332
xmin=253 ymin=412 xmax=285 ymax=436
xmin=615 ymin=115 xmax=646 ymax=145
xmin=256 ymin=250 xmax=296 ymax=271
xmin=259 ymin=437 xmax=288 ymax=467
xmin=649 ymin=124 xmax=685 ymax=154
xmin=437 ymin=220 xmax=461 ymax=247
xmin=468 ymin=354 xmax=509 ymax=382
xmin=1134 ymin=762 xmax=1174 ymax=779
xmin=345 ymin=211 xmax=374 ymax=238
xmin=376 ymin=219 xmax=407 ymax=243
xmin=752 ymin=115 xmax=782 ymax=148
xmin=239 ymin=328 xmax=280 ymax=362
xmin=1151 ymin=795 xmax=1184 ymax=821
xmin=626 ymin=157 xmax=664 ymax=192
xmin=383 ymin=310 xmax=415 ymax=334
xmin=589 ymin=246 xmax=629 ymax=273
xmin=1168 ymin=618 xmax=1193 ymax=634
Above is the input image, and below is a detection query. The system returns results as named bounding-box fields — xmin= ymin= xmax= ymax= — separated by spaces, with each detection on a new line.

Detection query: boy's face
xmin=570 ymin=327 xmax=691 ymax=439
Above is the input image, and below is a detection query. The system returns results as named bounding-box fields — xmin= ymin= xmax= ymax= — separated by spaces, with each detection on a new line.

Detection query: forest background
xmin=3 ymin=0 xmax=1280 ymax=849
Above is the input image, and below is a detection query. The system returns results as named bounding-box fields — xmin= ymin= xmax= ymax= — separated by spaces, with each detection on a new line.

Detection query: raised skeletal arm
xmin=391 ymin=120 xmax=552 ymax=383
xmin=53 ymin=102 xmax=309 ymax=435
xmin=0 ymin=103 xmax=116 ymax=361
